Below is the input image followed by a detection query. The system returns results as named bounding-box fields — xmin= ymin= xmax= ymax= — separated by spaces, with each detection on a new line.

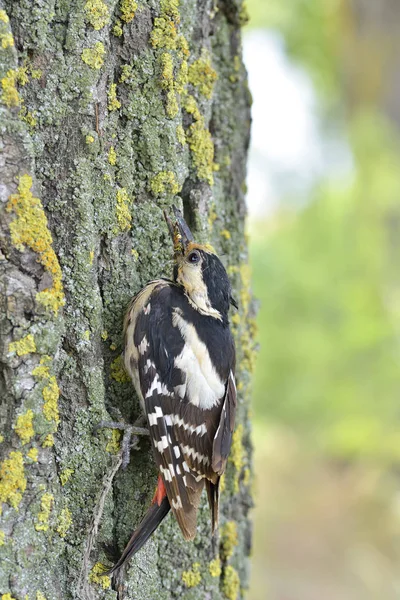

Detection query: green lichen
xmin=84 ymin=0 xmax=110 ymax=30
xmin=35 ymin=492 xmax=54 ymax=531
xmin=27 ymin=447 xmax=38 ymax=462
xmin=115 ymin=188 xmax=132 ymax=232
xmin=56 ymin=507 xmax=72 ymax=537
xmin=110 ymin=355 xmax=130 ymax=382
xmin=89 ymin=563 xmax=111 ymax=589
xmin=7 ymin=175 xmax=65 ymax=314
xmin=221 ymin=521 xmax=238 ymax=560
xmin=188 ymin=50 xmax=218 ymax=99
xmin=120 ymin=0 xmax=137 ymax=23
xmin=59 ymin=468 xmax=74 ymax=486
xmin=209 ymin=558 xmax=222 ymax=577
xmin=14 ymin=410 xmax=35 ymax=445
xmin=150 ymin=171 xmax=180 ymax=196
xmin=8 ymin=333 xmax=36 ymax=356
xmin=108 ymin=146 xmax=117 ymax=165
xmin=229 ymin=55 xmax=241 ymax=83
xmin=0 ymin=451 xmax=26 ymax=514
xmin=32 ymin=356 xmax=60 ymax=427
xmin=81 ymin=42 xmax=106 ymax=70
xmin=182 ymin=562 xmax=201 ymax=587
xmin=222 ymin=566 xmax=240 ymax=600
xmin=107 ymin=83 xmax=121 ymax=111
xmin=1 ymin=69 xmax=20 ymax=107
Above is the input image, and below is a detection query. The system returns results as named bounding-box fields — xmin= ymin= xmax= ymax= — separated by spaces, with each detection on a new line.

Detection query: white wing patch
xmin=172 ymin=309 xmax=225 ymax=410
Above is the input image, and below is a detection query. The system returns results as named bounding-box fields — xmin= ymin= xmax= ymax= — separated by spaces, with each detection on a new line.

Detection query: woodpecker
xmin=109 ymin=206 xmax=237 ymax=572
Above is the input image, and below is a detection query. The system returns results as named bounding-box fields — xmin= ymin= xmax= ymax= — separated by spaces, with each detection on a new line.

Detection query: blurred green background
xmin=244 ymin=2 xmax=400 ymax=599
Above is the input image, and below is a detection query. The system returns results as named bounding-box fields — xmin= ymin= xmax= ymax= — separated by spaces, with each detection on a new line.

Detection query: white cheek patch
xmin=177 ymin=262 xmax=222 ymax=320
xmin=172 ymin=310 xmax=225 ymax=409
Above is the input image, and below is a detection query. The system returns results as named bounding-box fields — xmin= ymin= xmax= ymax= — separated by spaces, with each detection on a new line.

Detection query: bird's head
xmin=164 ymin=206 xmax=237 ymax=321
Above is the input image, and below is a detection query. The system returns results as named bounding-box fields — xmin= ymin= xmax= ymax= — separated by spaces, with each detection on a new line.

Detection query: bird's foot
xmin=95 ymin=416 xmax=149 ymax=468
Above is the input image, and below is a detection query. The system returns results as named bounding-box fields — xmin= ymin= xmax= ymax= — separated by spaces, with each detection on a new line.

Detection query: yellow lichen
xmin=101 ymin=330 xmax=108 ymax=340
xmin=220 ymin=229 xmax=231 ymax=240
xmin=19 ymin=106 xmax=37 ymax=129
xmin=222 ymin=566 xmax=240 ymax=600
xmin=176 ymin=124 xmax=186 ymax=145
xmin=1 ymin=32 xmax=13 ymax=49
xmin=160 ymin=52 xmax=174 ymax=88
xmin=30 ymin=68 xmax=42 ymax=80
xmin=112 ymin=20 xmax=123 ymax=36
xmin=33 ymin=356 xmax=60 ymax=427
xmin=84 ymin=0 xmax=110 ymax=30
xmin=82 ymin=330 xmax=90 ymax=341
xmin=0 ymin=9 xmax=9 ymax=23
xmin=0 ymin=435 xmax=3 ymax=443
xmin=8 ymin=333 xmax=36 ymax=357
xmin=221 ymin=521 xmax=238 ymax=559
xmin=14 ymin=410 xmax=35 ymax=445
xmin=81 ymin=42 xmax=106 ymax=70
xmin=27 ymin=448 xmax=38 ymax=462
xmin=150 ymin=171 xmax=180 ymax=196
xmin=119 ymin=64 xmax=133 ymax=83
xmin=7 ymin=175 xmax=65 ymax=314
xmin=108 ymin=145 xmax=117 ymax=165
xmin=182 ymin=562 xmax=201 ymax=587
xmin=120 ymin=0 xmax=137 ymax=23
xmin=0 ymin=451 xmax=26 ymax=513
xmin=186 ymin=119 xmax=215 ymax=185
xmin=188 ymin=50 xmax=217 ymax=99
xmin=110 ymin=355 xmax=130 ymax=382
xmin=115 ymin=188 xmax=132 ymax=232
xmin=2 ymin=595 xmax=16 ymax=600
xmin=36 ymin=592 xmax=47 ymax=600
xmin=56 ymin=507 xmax=72 ymax=537
xmin=166 ymin=89 xmax=179 ymax=118
xmin=229 ymin=424 xmax=245 ymax=493
xmin=86 ymin=134 xmax=95 ymax=144
xmin=105 ymin=429 xmax=121 ymax=454
xmin=107 ymin=83 xmax=121 ymax=111
xmin=151 ymin=17 xmax=178 ymax=50
xmin=89 ymin=563 xmax=111 ymax=589
xmin=131 ymin=248 xmax=139 ymax=260
xmin=209 ymin=557 xmax=222 ymax=577
xmin=1 ymin=69 xmax=20 ymax=107
xmin=42 ymin=434 xmax=54 ymax=448
xmin=89 ymin=250 xmax=94 ymax=264
xmin=59 ymin=468 xmax=74 ymax=486
xmin=0 ymin=531 xmax=5 ymax=546
xmin=109 ymin=342 xmax=117 ymax=351
xmin=35 ymin=492 xmax=54 ymax=532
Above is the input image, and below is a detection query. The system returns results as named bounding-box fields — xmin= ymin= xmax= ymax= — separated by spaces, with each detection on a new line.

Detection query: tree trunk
xmin=0 ymin=1 xmax=253 ymax=599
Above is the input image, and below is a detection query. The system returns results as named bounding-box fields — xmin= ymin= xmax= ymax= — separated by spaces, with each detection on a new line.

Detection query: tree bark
xmin=0 ymin=0 xmax=253 ymax=598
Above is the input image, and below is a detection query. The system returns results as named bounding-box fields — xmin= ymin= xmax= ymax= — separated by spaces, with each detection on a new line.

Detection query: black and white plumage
xmin=110 ymin=209 xmax=237 ymax=572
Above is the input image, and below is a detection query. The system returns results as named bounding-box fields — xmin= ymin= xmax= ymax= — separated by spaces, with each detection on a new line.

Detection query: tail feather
xmin=206 ymin=479 xmax=220 ymax=534
xmin=107 ymin=496 xmax=170 ymax=575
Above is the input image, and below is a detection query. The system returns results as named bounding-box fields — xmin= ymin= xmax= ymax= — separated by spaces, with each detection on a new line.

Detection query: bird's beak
xmin=164 ymin=205 xmax=194 ymax=256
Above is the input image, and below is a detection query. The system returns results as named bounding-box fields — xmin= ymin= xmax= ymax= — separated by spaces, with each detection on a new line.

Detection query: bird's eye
xmin=188 ymin=251 xmax=200 ymax=264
